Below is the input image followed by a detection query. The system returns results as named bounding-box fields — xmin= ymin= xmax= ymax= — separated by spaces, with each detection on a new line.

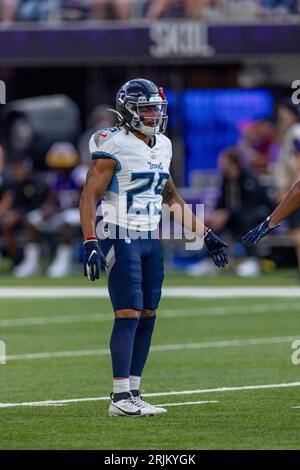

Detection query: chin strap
xmin=106 ymin=108 xmax=158 ymax=136
xmin=106 ymin=108 xmax=125 ymax=125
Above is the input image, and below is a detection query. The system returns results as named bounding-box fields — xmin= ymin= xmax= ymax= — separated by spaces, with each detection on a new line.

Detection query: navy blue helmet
xmin=115 ymin=78 xmax=168 ymax=136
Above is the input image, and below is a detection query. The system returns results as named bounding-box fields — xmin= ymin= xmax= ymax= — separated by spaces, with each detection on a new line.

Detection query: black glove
xmin=83 ymin=238 xmax=108 ymax=281
xmin=242 ymin=216 xmax=279 ymax=247
xmin=204 ymin=229 xmax=229 ymax=268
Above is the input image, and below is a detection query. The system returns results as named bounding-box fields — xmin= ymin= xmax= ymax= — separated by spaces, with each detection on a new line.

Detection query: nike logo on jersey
xmin=99 ymin=133 xmax=108 ymax=138
xmin=148 ymin=162 xmax=163 ymax=170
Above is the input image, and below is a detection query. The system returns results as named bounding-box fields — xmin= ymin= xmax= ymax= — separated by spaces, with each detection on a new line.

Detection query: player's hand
xmin=83 ymin=238 xmax=108 ymax=281
xmin=204 ymin=229 xmax=229 ymax=268
xmin=242 ymin=216 xmax=279 ymax=247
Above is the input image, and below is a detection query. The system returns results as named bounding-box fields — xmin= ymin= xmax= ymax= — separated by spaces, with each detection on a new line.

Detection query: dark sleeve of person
xmin=242 ymin=171 xmax=275 ymax=211
xmin=214 ymin=178 xmax=226 ymax=209
xmin=28 ymin=178 xmax=52 ymax=211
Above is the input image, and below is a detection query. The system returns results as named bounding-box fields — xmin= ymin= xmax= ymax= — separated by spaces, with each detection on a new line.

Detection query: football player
xmin=80 ymin=78 xmax=228 ymax=417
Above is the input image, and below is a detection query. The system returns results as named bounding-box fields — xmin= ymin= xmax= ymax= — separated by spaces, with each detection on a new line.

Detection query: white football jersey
xmin=89 ymin=127 xmax=172 ymax=231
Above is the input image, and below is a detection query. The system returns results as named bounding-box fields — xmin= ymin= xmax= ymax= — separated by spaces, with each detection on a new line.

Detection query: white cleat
xmin=235 ymin=258 xmax=261 ymax=277
xmin=13 ymin=262 xmax=39 ymax=278
xmin=46 ymin=244 xmax=73 ymax=278
xmin=131 ymin=390 xmax=167 ymax=415
xmin=13 ymin=243 xmax=40 ymax=278
xmin=108 ymin=392 xmax=143 ymax=417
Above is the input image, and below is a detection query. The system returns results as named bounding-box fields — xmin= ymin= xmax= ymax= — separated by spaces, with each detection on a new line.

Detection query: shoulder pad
xmin=92 ymin=127 xmax=121 ymax=148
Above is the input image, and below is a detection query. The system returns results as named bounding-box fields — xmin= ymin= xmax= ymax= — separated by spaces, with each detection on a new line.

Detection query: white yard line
xmin=0 ymin=381 xmax=299 ymax=409
xmin=5 ymin=335 xmax=299 ymax=361
xmin=1 ymin=286 xmax=300 ymax=298
xmin=156 ymin=400 xmax=219 ymax=407
xmin=0 ymin=313 xmax=112 ymax=327
xmin=1 ymin=302 xmax=300 ymax=328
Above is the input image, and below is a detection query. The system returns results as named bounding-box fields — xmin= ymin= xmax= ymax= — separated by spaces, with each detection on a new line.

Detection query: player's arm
xmin=288 ymin=139 xmax=300 ymax=185
xmin=275 ymin=138 xmax=300 ymax=223
xmin=242 ymin=179 xmax=300 ymax=247
xmin=162 ymin=176 xmax=228 ymax=268
xmin=269 ymin=179 xmax=300 ymax=228
xmin=79 ymin=158 xmax=116 ymax=280
xmin=80 ymin=159 xmax=116 ymax=238
xmin=242 ymin=144 xmax=300 ymax=247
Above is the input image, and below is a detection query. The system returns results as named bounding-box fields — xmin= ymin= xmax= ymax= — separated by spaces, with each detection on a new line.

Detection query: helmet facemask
xmin=125 ymin=99 xmax=168 ymax=136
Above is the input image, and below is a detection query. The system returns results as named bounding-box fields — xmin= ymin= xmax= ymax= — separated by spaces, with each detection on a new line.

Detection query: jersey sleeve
xmin=89 ymin=130 xmax=122 ymax=172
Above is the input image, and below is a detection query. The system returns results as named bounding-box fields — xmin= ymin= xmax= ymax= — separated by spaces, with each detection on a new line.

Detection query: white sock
xmin=129 ymin=375 xmax=141 ymax=391
xmin=113 ymin=378 xmax=130 ymax=395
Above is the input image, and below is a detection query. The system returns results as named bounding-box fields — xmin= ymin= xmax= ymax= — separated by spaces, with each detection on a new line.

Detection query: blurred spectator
xmin=145 ymin=0 xmax=213 ymax=19
xmin=221 ymin=0 xmax=261 ymax=18
xmin=60 ymin=0 xmax=92 ymax=21
xmin=1 ymin=159 xmax=49 ymax=267
xmin=0 ymin=0 xmax=18 ymax=22
xmin=0 ymin=146 xmax=12 ymax=261
xmin=91 ymin=0 xmax=132 ymax=20
xmin=18 ymin=0 xmax=52 ymax=21
xmin=14 ymin=143 xmax=88 ymax=278
xmin=260 ymin=0 xmax=298 ymax=14
xmin=144 ymin=0 xmax=258 ymax=20
xmin=191 ymin=147 xmax=274 ymax=276
xmin=273 ymin=99 xmax=300 ymax=276
xmin=0 ymin=145 xmax=11 ymax=196
xmin=78 ymin=104 xmax=116 ymax=165
xmin=238 ymin=119 xmax=277 ymax=176
xmin=2 ymin=0 xmax=300 ymax=23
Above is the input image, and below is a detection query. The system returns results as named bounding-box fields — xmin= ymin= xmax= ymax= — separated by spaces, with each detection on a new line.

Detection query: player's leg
xmin=2 ymin=211 xmax=23 ymax=267
xmin=46 ymin=209 xmax=79 ymax=278
xmin=129 ymin=308 xmax=156 ymax=392
xmin=129 ymin=237 xmax=167 ymax=414
xmin=14 ymin=210 xmax=62 ymax=277
xmin=100 ymin=234 xmax=152 ymax=416
xmin=130 ymin=238 xmax=164 ymax=381
xmin=109 ymin=307 xmax=143 ymax=416
xmin=13 ymin=219 xmax=41 ymax=277
xmin=130 ymin=308 xmax=167 ymax=415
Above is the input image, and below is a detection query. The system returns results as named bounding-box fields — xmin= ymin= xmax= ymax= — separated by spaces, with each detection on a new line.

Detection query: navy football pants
xmin=100 ymin=230 xmax=164 ymax=312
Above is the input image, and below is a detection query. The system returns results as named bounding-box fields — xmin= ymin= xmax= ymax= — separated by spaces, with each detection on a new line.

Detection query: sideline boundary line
xmin=1 ymin=286 xmax=300 ymax=298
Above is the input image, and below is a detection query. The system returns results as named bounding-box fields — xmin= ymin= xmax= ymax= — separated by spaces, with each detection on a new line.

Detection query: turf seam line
xmin=6 ymin=335 xmax=300 ymax=361
xmin=1 ymin=302 xmax=300 ymax=328
xmin=1 ymin=382 xmax=300 ymax=409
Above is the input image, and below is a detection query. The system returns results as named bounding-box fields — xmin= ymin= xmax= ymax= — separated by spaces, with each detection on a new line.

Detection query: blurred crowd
xmin=0 ymin=143 xmax=88 ymax=278
xmin=0 ymin=105 xmax=116 ymax=278
xmin=188 ymin=99 xmax=300 ymax=278
xmin=0 ymin=0 xmax=299 ymax=23
xmin=1 ymin=98 xmax=300 ymax=278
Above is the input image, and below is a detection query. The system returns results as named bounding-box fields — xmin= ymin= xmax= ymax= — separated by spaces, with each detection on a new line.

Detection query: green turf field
xmin=1 ymin=274 xmax=300 ymax=449
xmin=0 ymin=268 xmax=300 ymax=286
